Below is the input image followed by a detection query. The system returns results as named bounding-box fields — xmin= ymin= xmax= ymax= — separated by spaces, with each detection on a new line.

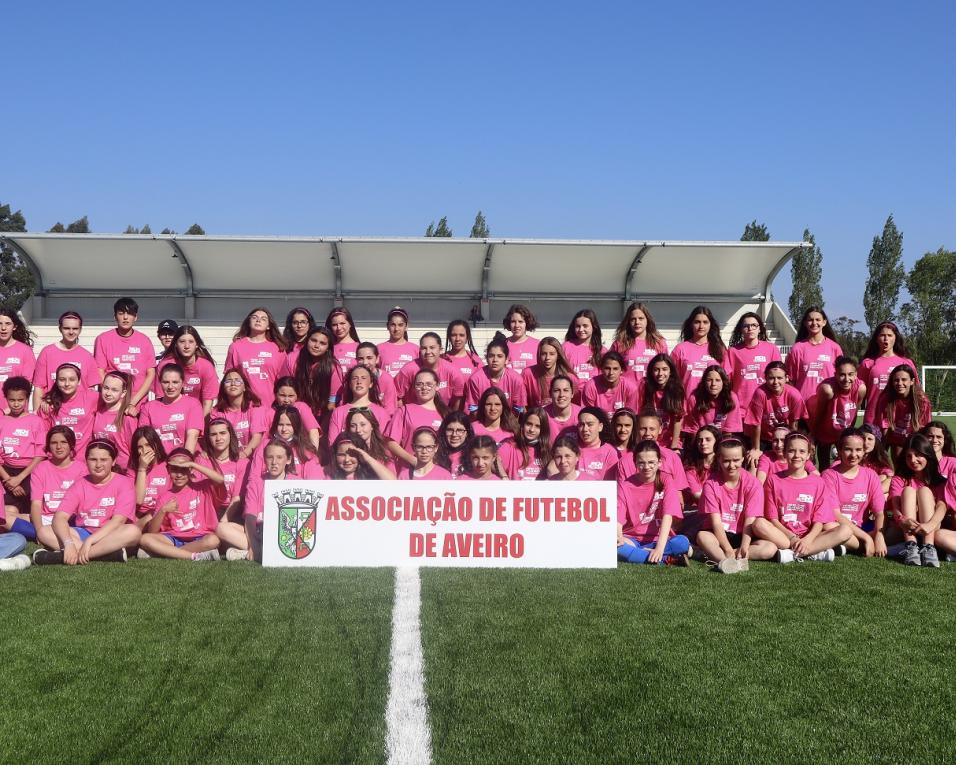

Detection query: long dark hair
xmin=129 ymin=426 xmax=168 ymax=472
xmin=681 ymin=305 xmax=725 ymax=363
xmin=234 ymin=306 xmax=288 ymax=350
xmin=282 ymin=307 xmax=315 ymax=348
xmin=921 ymin=421 xmax=956 ymax=458
xmin=463 ymin=434 xmax=507 ymax=479
xmin=341 ymin=363 xmax=383 ymax=407
xmin=794 ymin=306 xmax=838 ymax=343
xmin=344 ymin=407 xmax=391 ymax=464
xmin=862 ymin=321 xmax=913 ymax=361
xmin=325 ymin=307 xmax=361 ymax=343
xmin=436 ymin=411 xmax=473 ymax=470
xmin=564 ymin=309 xmax=604 ymax=369
xmin=896 ymin=434 xmax=945 ymax=486
xmin=882 ymin=365 xmax=929 ymax=434
xmin=613 ymin=302 xmax=665 ymax=353
xmin=0 ymin=308 xmax=34 ymax=346
xmin=578 ymin=405 xmax=611 ymax=445
xmin=513 ymin=406 xmax=551 ymax=470
xmin=203 ymin=417 xmax=241 ymax=462
xmin=330 ymin=432 xmax=381 ymax=480
xmin=534 ymin=337 xmax=573 ymax=403
xmin=476 ymin=385 xmax=518 ymax=433
xmin=269 ymin=405 xmax=319 ymax=466
xmin=159 ymin=325 xmax=215 ymax=365
xmin=294 ymin=327 xmax=336 ymax=412
xmin=692 ymin=364 xmax=735 ymax=417
xmin=444 ymin=319 xmax=481 ymax=365
xmin=729 ymin=311 xmax=769 ymax=347
xmin=213 ymin=366 xmax=262 ymax=413
xmin=42 ymin=363 xmax=83 ymax=415
xmin=642 ymin=353 xmax=684 ymax=417
xmin=683 ymin=424 xmax=721 ymax=476
xmin=859 ymin=423 xmax=894 ymax=475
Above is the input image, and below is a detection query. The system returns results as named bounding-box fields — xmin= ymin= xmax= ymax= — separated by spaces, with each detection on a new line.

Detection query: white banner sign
xmin=262 ymin=480 xmax=617 ymax=568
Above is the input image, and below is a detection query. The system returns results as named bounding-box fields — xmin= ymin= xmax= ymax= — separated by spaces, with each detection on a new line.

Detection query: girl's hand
xmin=63 ymin=541 xmax=79 ymax=566
xmin=38 ymin=400 xmax=51 ymax=416
xmin=140 ymin=449 xmax=156 ymax=470
xmin=745 ymin=449 xmax=761 ymax=469
xmin=647 ymin=547 xmax=664 ymax=565
xmin=916 ymin=521 xmax=940 ymax=536
xmin=737 ymin=543 xmax=750 ymax=560
xmin=617 ymin=531 xmax=632 ymax=547
xmin=792 ymin=536 xmax=811 ymax=556
xmin=78 ymin=539 xmax=94 ymax=565
xmin=125 ymin=403 xmax=140 ymax=417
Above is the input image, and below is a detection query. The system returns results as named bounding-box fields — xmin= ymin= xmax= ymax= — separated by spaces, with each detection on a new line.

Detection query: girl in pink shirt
xmin=671 ymin=305 xmax=729 ymax=400
xmin=695 ymin=437 xmax=776 ymax=571
xmin=91 ymin=371 xmax=137 ymax=471
xmin=212 ymin=367 xmax=266 ymax=458
xmin=824 ymin=428 xmax=887 ymax=557
xmin=682 ymin=424 xmax=719 ymax=507
xmin=681 ymin=365 xmax=743 ymax=443
xmin=498 ymin=407 xmax=551 ymax=481
xmin=329 ymin=432 xmax=396 ymax=480
xmin=610 ymin=408 xmax=638 ymax=462
xmin=502 ymin=304 xmax=540 ymax=372
xmin=272 ymin=378 xmax=322 ymax=452
xmin=464 ymin=336 xmax=527 ymax=414
xmin=242 ymin=439 xmax=296 ymax=563
xmin=396 ymin=333 xmax=465 ymax=409
xmin=400 ymin=426 xmax=453 ymax=480
xmin=29 ymin=426 xmax=86 ymax=551
xmin=610 ymin=301 xmax=668 ymax=382
xmin=328 ymin=365 xmax=393 ymax=445
xmin=154 ymin=326 xmax=219 ymax=416
xmin=921 ymin=421 xmax=956 ymax=480
xmin=573 ymin=407 xmax=619 ymax=480
xmin=140 ymin=448 xmax=225 ymax=560
xmin=437 ymin=412 xmax=473 ymax=479
xmin=354 ymin=343 xmax=399 ymax=412
xmin=386 ymin=368 xmax=449 ymax=467
xmin=32 ymin=311 xmax=100 ymax=409
xmin=458 ymin=435 xmax=506 ymax=480
xmin=0 ymin=309 xmax=35 ymax=388
xmin=377 ymin=307 xmax=419 ymax=379
xmin=753 ymin=432 xmax=850 ymax=562
xmin=471 ymin=387 xmax=518 ymax=445
xmin=442 ymin=320 xmax=483 ymax=381
xmin=202 ymin=418 xmax=251 ymax=556
xmin=745 ymin=362 xmax=808 ymax=466
xmin=42 ymin=439 xmax=141 ymax=565
xmin=562 ymin=309 xmax=605 ymax=388
xmin=756 ymin=425 xmax=818 ymax=483
xmin=2 ymin=376 xmax=47 ymax=529
xmin=40 ymin=363 xmax=98 ymax=454
xmin=131 ymin=426 xmax=171 ymax=528
xmin=812 ymin=356 xmax=866 ymax=468
xmin=325 ymin=307 xmax=361 ymax=375
xmin=580 ymin=351 xmax=640 ymax=419
xmin=616 ymin=440 xmax=690 ymax=565
xmin=291 ymin=326 xmax=343 ymax=422
xmin=250 ymin=405 xmax=323 ymax=477
xmin=224 ymin=307 xmax=287 ymax=408
xmin=545 ymin=375 xmax=581 ymax=441
xmin=859 ymin=321 xmax=918 ymax=403
xmin=139 ymin=364 xmax=203 ymax=454
xmin=860 ymin=423 xmax=894 ymax=495
xmin=343 ymin=407 xmax=395 ymax=476
xmin=784 ymin=306 xmax=844 ymax=401
xmin=638 ymin=354 xmax=685 ymax=450
xmin=726 ymin=312 xmax=782 ymax=405
xmin=549 ymin=435 xmax=596 ymax=481
xmin=889 ymin=434 xmax=947 ymax=567
xmin=281 ymin=306 xmax=315 ymax=373
xmin=522 ymin=337 xmax=573 ymax=408
xmin=869 ymin=365 xmax=932 ymax=454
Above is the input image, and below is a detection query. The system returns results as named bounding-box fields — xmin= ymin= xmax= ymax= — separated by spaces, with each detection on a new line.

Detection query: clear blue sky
xmin=6 ymin=1 xmax=954 ymax=326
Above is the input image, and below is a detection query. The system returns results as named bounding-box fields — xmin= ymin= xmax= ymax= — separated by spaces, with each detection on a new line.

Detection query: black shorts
xmin=2 ymin=465 xmax=32 ymax=513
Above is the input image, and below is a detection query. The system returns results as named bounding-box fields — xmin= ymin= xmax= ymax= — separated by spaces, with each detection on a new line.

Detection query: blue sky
xmin=5 ymin=1 xmax=954 ymax=325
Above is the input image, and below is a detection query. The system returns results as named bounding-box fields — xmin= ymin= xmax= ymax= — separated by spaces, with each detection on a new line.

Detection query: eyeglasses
xmin=415 ymin=382 xmax=436 ymax=389
xmin=741 ymin=323 xmax=760 ymax=330
xmin=445 ymin=427 xmax=468 ymax=435
xmin=413 ymin=444 xmax=437 ymax=451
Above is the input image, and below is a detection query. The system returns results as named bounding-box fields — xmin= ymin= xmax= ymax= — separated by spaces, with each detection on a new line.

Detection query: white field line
xmin=386 ymin=567 xmax=432 ymax=765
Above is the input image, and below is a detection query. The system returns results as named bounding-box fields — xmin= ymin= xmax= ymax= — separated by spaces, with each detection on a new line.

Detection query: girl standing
xmin=464 ymin=336 xmax=527 ymax=414
xmin=784 ymin=306 xmax=843 ymax=401
xmin=139 ymin=364 xmax=203 ymax=454
xmin=680 ymin=365 xmax=742 ymax=444
xmin=442 ymin=320 xmax=482 ymax=381
xmin=521 ymin=337 xmax=573 ymax=408
xmin=154 ymin=326 xmax=218 ymax=416
xmin=580 ymin=351 xmax=640 ymax=418
xmin=726 ymin=312 xmax=782 ymax=404
xmin=224 ymin=307 xmax=287 ymax=408
xmin=671 ymin=306 xmax=729 ymax=400
xmin=378 ymin=307 xmax=419 ymax=379
xmin=502 ymin=304 xmax=540 ymax=372
xmin=0 ymin=309 xmax=35 ymax=387
xmin=32 ymin=311 xmax=100 ymax=409
xmin=562 ymin=309 xmax=605 ymax=386
xmin=396 ymin=333 xmax=465 ymax=409
xmin=292 ymin=326 xmax=344 ymax=418
xmin=812 ymin=356 xmax=866 ymax=469
xmin=858 ymin=322 xmax=918 ymax=401
xmin=639 ymin=354 xmax=685 ymax=450
xmin=281 ymin=307 xmax=315 ymax=373
xmin=325 ymin=307 xmax=361 ymax=375
xmin=91 ymin=371 xmax=137 ymax=471
xmin=610 ymin=302 xmax=668 ymax=381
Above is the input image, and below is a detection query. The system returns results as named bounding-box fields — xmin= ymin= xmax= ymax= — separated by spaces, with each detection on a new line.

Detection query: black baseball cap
xmin=157 ymin=319 xmax=179 ymax=334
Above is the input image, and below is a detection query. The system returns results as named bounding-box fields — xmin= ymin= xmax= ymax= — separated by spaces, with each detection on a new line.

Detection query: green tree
xmin=184 ymin=223 xmax=205 ymax=235
xmin=65 ymin=216 xmax=90 ymax=233
xmin=123 ymin=224 xmax=152 ymax=234
xmin=788 ymin=229 xmax=825 ymax=325
xmin=48 ymin=222 xmax=65 ymax=233
xmin=900 ymin=247 xmax=956 ymax=366
xmin=141 ymin=224 xmax=152 ymax=235
xmin=470 ymin=211 xmax=489 ymax=238
xmin=0 ymin=202 xmax=35 ymax=311
xmin=830 ymin=316 xmax=867 ymax=360
xmin=160 ymin=228 xmax=176 ymax=235
xmin=740 ymin=220 xmax=770 ymax=241
xmin=863 ymin=214 xmax=905 ymax=329
xmin=425 ymin=217 xmax=453 ymax=237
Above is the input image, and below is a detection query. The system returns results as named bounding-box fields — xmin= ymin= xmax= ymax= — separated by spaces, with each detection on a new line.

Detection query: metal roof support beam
xmin=623 ymin=244 xmax=651 ymax=303
xmin=481 ymin=242 xmax=495 ymax=301
xmin=761 ymin=245 xmax=802 ymax=321
xmin=330 ymin=241 xmax=344 ymax=306
xmin=0 ymin=235 xmax=47 ymax=319
xmin=165 ymin=238 xmax=196 ymax=320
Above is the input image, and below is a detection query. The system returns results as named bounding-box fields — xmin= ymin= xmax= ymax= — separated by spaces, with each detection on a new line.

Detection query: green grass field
xmin=3 ymin=559 xmax=955 ymax=764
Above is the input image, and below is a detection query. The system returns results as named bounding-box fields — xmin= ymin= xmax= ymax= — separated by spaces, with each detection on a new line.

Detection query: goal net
xmin=922 ymin=366 xmax=956 ymax=416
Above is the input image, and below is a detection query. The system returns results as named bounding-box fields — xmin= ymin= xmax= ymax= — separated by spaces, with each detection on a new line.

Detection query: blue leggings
xmin=617 ymin=535 xmax=690 ymax=565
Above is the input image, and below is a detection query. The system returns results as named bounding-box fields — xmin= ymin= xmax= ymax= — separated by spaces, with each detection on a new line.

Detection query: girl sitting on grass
xmin=889 ymin=433 xmax=947 ymax=568
xmin=823 ymin=428 xmax=887 ymax=558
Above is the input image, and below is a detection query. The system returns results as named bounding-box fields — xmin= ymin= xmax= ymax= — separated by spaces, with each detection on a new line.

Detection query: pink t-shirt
xmin=744 ymin=385 xmax=808 ymax=442
xmin=471 ymin=421 xmax=515 ymax=446
xmin=580 ymin=375 xmax=640 ymax=419
xmin=521 ymin=365 xmax=570 ymax=408
xmin=889 ymin=474 xmax=945 ymax=502
xmin=814 ymin=378 xmax=862 ymax=444
xmin=636 ymin=386 xmax=684 ymax=447
xmin=671 ymin=341 xmax=730 ymax=402
xmin=90 ymin=407 xmax=137 ymax=471
xmin=139 ymin=463 xmax=171 ymax=514
xmin=42 ymin=389 xmax=99 ymax=453
xmin=545 ymin=404 xmax=581 ymax=441
xmin=332 ymin=340 xmax=360 ymax=374
xmin=464 ymin=367 xmax=527 ymax=412
xmin=242 ymin=471 xmax=283 ymax=524
xmin=155 ymin=480 xmax=221 ymax=538
xmin=684 ymin=463 xmax=714 ymax=500
xmin=506 ymin=337 xmax=539 ymax=372
xmin=0 ymin=412 xmax=46 ymax=467
xmin=858 ymin=355 xmax=918 ymax=398
xmin=938 ymin=455 xmax=956 ymax=482
xmin=196 ymin=454 xmax=250 ymax=508
xmin=617 ymin=475 xmax=681 ymax=543
xmin=726 ymin=342 xmax=782 ymax=404
xmin=214 ymin=405 xmax=268 ymax=450
xmin=616 ymin=446 xmax=689 ymax=492
xmin=757 ymin=453 xmax=817 ymax=478
xmin=764 ymin=471 xmax=836 ymax=536
xmin=400 ymin=464 xmax=454 ymax=481
xmin=33 ymin=343 xmax=100 ymax=391
xmin=456 ymin=473 xmax=502 ymax=481
xmin=378 ymin=341 xmax=421 ymax=378
xmin=823 ymin=466 xmax=885 ymax=527
xmin=30 ymin=459 xmax=87 ymax=520
xmin=282 ymin=342 xmax=305 ymax=377
xmin=224 ymin=338 xmax=286 ymax=408
xmin=611 ymin=337 xmax=668 ymax=380
xmin=497 ymin=440 xmax=546 ymax=481
xmin=868 ymin=393 xmax=932 ymax=446
xmin=140 ymin=396 xmax=204 ymax=450
xmin=375 ymin=369 xmax=399 ymax=412
xmin=384 ymin=404 xmax=445 ymax=452
xmin=395 ymin=360 xmax=465 ymax=407
xmin=442 ymin=351 xmax=483 ymax=381
xmin=94 ymin=329 xmax=156 ymax=392
xmin=58 ymin=473 xmax=137 ymax=529
xmin=701 ymin=470 xmax=764 ymax=534
xmin=327 ymin=402 xmax=392 ymax=445
xmin=785 ymin=338 xmax=843 ymax=400
xmin=681 ymin=392 xmax=743 ymax=435
xmin=561 ymin=341 xmax=605 ymax=384
xmin=577 ymin=442 xmax=619 ymax=480
xmin=154 ymin=357 xmax=218 ymax=402
xmin=0 ymin=340 xmax=36 ymax=385
xmin=945 ymin=472 xmax=956 ymax=514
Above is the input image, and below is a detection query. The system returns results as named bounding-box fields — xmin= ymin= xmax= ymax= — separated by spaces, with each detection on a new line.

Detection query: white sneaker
xmin=776 ymin=549 xmax=795 ymax=564
xmin=136 ymin=548 xmax=152 ymax=559
xmin=0 ymin=554 xmax=31 ymax=572
xmin=806 ymin=549 xmax=836 ymax=562
xmin=225 ymin=547 xmax=248 ymax=561
xmin=191 ymin=549 xmax=221 ymax=562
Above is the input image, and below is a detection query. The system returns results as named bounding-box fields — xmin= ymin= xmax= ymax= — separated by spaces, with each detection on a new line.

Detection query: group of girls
xmin=1 ymin=298 xmax=954 ymax=571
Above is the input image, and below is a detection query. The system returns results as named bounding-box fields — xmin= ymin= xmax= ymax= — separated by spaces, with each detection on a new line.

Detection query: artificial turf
xmin=0 ymin=562 xmax=394 ymax=764
xmin=420 ymin=560 xmax=956 ymax=765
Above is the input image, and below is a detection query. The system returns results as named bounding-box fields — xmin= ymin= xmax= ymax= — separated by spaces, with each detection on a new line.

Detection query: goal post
xmin=922 ymin=366 xmax=956 ymax=416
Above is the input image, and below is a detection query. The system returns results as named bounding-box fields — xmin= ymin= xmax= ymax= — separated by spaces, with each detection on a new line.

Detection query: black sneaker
xmin=97 ymin=548 xmax=128 ymax=563
xmin=32 ymin=549 xmax=64 ymax=566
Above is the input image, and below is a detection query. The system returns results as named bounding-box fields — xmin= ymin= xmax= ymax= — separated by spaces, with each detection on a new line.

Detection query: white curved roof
xmin=0 ymin=233 xmax=805 ymax=302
